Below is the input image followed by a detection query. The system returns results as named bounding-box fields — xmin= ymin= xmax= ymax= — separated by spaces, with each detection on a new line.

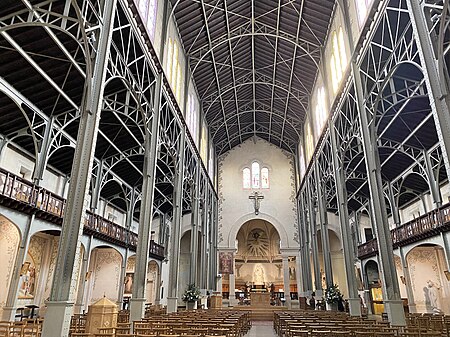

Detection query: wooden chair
xmin=329 ymin=331 xmax=352 ymax=336
xmin=289 ymin=330 xmax=309 ymax=337
xmin=354 ymin=331 xmax=375 ymax=337
xmin=420 ymin=332 xmax=445 ymax=337
xmin=311 ymin=329 xmax=331 ymax=337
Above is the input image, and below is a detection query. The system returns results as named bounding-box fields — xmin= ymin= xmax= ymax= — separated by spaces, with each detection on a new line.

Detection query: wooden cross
xmin=249 ymin=191 xmax=264 ymax=215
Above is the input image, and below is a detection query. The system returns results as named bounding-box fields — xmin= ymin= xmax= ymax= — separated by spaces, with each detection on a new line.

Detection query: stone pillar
xmin=41 ymin=2 xmax=117 ymax=335
xmin=216 ymin=274 xmax=223 ymax=298
xmin=307 ymin=182 xmax=322 ymax=299
xmin=229 ymin=273 xmax=236 ymax=306
xmin=166 ymin=127 xmax=186 ymax=313
xmin=299 ymin=196 xmax=313 ymax=294
xmin=207 ymin=192 xmax=215 ymax=293
xmin=199 ymin=186 xmax=209 ymax=291
xmin=295 ymin=253 xmax=303 ymax=297
xmin=1 ymin=215 xmax=34 ymax=321
xmin=314 ymin=160 xmax=333 ymax=290
xmin=129 ymin=73 xmax=162 ymax=323
xmin=330 ymin=122 xmax=361 ymax=317
xmin=189 ymin=169 xmax=200 ymax=286
xmin=212 ymin=198 xmax=219 ymax=291
xmin=282 ymin=255 xmax=291 ymax=308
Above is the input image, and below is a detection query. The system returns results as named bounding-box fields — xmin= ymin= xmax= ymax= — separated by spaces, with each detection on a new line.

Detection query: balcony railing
xmin=0 ymin=169 xmax=65 ymax=218
xmin=0 ymin=167 xmax=164 ymax=260
xmin=85 ymin=210 xmax=136 ymax=247
xmin=358 ymin=203 xmax=450 ymax=259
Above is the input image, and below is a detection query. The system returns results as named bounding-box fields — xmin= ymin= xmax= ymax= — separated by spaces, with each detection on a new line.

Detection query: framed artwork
xmin=20 ymin=262 xmax=30 ymax=276
xmin=18 ymin=255 xmax=36 ymax=299
xmin=124 ymin=273 xmax=134 ymax=294
xmin=219 ymin=252 xmax=233 ymax=274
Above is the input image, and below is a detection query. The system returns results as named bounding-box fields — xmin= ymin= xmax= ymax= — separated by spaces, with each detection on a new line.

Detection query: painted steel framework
xmin=0 ymin=0 xmax=218 ymax=333
xmin=297 ymin=0 xmax=450 ymax=324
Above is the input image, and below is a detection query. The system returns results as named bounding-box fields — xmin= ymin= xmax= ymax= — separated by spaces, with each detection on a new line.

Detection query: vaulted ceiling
xmin=170 ymin=0 xmax=336 ymax=155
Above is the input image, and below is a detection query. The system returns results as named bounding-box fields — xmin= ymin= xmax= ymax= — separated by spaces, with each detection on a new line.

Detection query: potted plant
xmin=324 ymin=284 xmax=343 ymax=311
xmin=182 ymin=283 xmax=201 ymax=310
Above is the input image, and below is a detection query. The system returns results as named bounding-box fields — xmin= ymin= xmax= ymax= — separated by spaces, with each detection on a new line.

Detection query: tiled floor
xmin=246 ymin=321 xmax=277 ymax=337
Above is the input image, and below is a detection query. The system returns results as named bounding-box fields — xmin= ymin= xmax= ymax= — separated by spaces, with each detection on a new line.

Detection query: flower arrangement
xmin=181 ymin=283 xmax=201 ymax=302
xmin=324 ymin=284 xmax=343 ymax=304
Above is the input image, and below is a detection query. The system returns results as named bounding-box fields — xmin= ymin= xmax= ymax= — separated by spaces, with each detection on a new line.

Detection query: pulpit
xmin=85 ymin=297 xmax=118 ymax=335
xmin=250 ymin=292 xmax=270 ymax=307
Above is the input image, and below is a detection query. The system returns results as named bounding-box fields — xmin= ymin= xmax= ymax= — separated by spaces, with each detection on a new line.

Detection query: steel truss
xmin=297 ymin=0 xmax=449 ymax=302
xmin=0 ymin=0 xmax=217 ymax=235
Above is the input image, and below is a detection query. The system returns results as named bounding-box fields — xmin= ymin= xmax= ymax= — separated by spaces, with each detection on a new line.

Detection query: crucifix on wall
xmin=249 ymin=191 xmax=264 ymax=215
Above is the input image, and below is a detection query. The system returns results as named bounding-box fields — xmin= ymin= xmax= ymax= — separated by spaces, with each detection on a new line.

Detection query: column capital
xmin=218 ymin=248 xmax=237 ymax=254
xmin=280 ymin=248 xmax=299 ymax=257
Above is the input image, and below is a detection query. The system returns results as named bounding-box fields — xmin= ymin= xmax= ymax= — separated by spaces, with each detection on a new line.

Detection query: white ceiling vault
xmin=170 ymin=0 xmax=337 ymax=155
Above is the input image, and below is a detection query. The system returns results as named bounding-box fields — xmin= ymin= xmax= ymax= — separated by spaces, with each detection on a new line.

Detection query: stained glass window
xmin=138 ymin=0 xmax=149 ymax=21
xmin=355 ymin=0 xmax=373 ymax=27
xmin=330 ymin=27 xmax=348 ymax=94
xmin=147 ymin=0 xmax=157 ymax=41
xmin=200 ymin=120 xmax=208 ymax=164
xmin=261 ymin=168 xmax=269 ymax=189
xmin=186 ymin=94 xmax=199 ymax=145
xmin=252 ymin=162 xmax=260 ymax=189
xmin=244 ymin=162 xmax=269 ymax=189
xmin=166 ymin=38 xmax=182 ymax=105
xmin=298 ymin=142 xmax=306 ymax=180
xmin=315 ymin=86 xmax=327 ymax=136
xmin=243 ymin=168 xmax=251 ymax=189
xmin=208 ymin=144 xmax=214 ymax=179
xmin=305 ymin=122 xmax=314 ymax=162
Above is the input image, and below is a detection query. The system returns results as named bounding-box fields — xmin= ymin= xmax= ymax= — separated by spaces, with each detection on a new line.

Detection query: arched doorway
xmin=18 ymin=230 xmax=62 ymax=318
xmin=365 ymin=260 xmax=383 ymax=315
xmin=146 ymin=260 xmax=159 ymax=304
xmin=0 ymin=215 xmax=20 ymax=316
xmin=406 ymin=244 xmax=450 ymax=314
xmin=87 ymin=246 xmax=122 ymax=303
xmin=230 ymin=219 xmax=292 ymax=305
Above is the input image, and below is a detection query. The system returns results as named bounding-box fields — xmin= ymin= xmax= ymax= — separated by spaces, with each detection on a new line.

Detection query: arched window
xmin=243 ymin=163 xmax=269 ymax=189
xmin=298 ymin=142 xmax=306 ymax=180
xmin=305 ymin=122 xmax=314 ymax=162
xmin=261 ymin=168 xmax=269 ymax=189
xmin=166 ymin=38 xmax=182 ymax=103
xmin=187 ymin=94 xmax=199 ymax=144
xmin=208 ymin=144 xmax=214 ymax=179
xmin=136 ymin=0 xmax=157 ymax=41
xmin=251 ymin=162 xmax=260 ymax=188
xmin=314 ymin=86 xmax=327 ymax=136
xmin=355 ymin=0 xmax=373 ymax=27
xmin=330 ymin=27 xmax=348 ymax=94
xmin=137 ymin=0 xmax=149 ymax=25
xmin=243 ymin=168 xmax=251 ymax=189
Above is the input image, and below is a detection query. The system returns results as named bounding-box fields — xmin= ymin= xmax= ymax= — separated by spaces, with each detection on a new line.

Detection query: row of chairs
xmin=68 ymin=308 xmax=251 ymax=337
xmin=274 ymin=311 xmax=450 ymax=337
xmin=0 ymin=319 xmax=43 ymax=337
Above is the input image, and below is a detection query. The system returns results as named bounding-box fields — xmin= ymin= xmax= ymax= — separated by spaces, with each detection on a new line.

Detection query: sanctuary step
xmin=235 ymin=306 xmax=287 ymax=321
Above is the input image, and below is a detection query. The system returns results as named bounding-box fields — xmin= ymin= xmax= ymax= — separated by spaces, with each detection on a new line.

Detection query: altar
xmin=250 ymin=292 xmax=270 ymax=307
